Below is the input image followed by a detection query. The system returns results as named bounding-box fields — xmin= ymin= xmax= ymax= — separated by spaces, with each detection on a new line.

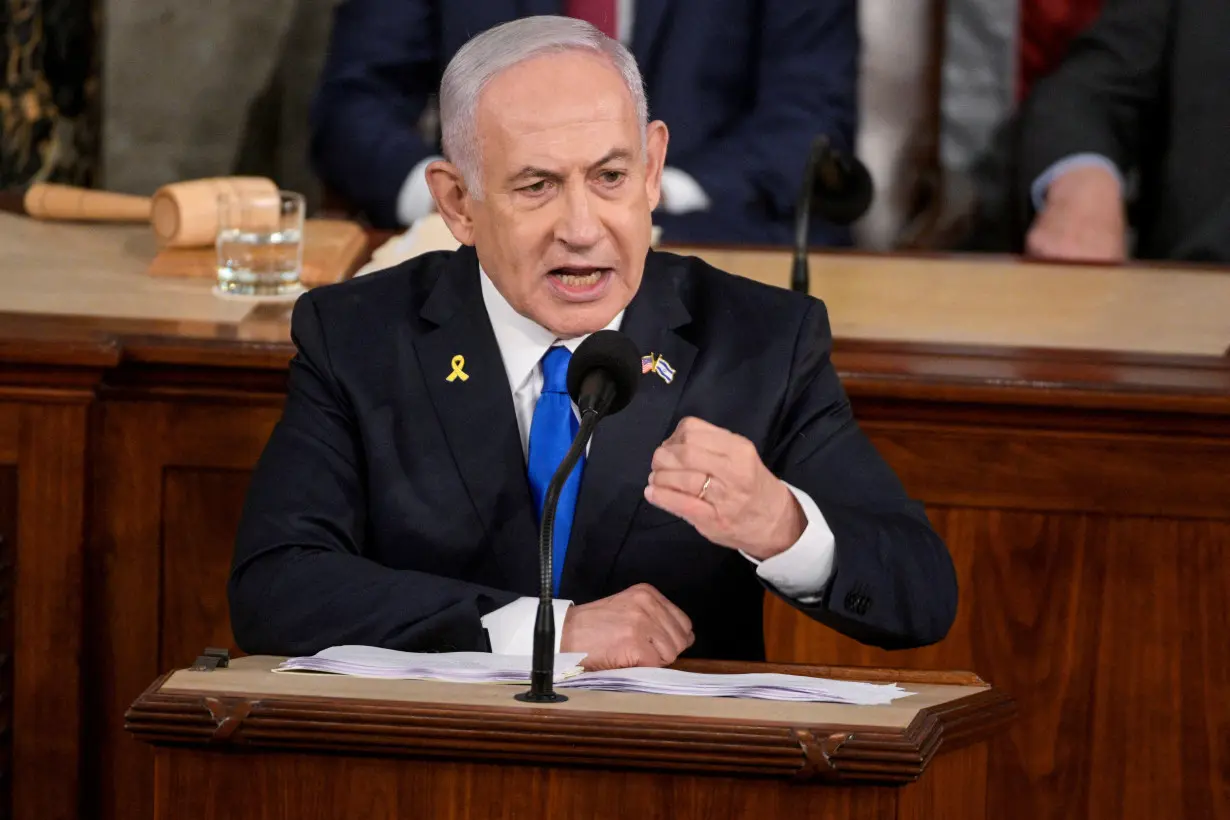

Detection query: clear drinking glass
xmin=215 ymin=190 xmax=305 ymax=296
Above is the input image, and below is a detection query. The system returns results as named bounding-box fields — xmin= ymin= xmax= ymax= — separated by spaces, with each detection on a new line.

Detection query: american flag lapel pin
xmin=641 ymin=353 xmax=655 ymax=374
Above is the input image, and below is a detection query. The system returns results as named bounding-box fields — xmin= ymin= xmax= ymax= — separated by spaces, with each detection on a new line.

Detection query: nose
xmin=555 ymin=185 xmax=603 ymax=250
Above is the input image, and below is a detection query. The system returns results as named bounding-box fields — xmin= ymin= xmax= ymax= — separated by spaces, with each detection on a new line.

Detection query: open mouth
xmin=547 ymin=266 xmax=613 ymax=300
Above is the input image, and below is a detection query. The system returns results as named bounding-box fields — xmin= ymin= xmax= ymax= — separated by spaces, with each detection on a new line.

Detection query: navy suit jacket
xmin=229 ymin=248 xmax=957 ymax=660
xmin=310 ymin=0 xmax=859 ymax=246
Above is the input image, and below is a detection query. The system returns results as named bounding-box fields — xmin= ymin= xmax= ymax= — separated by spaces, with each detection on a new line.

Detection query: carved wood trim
xmin=125 ymin=674 xmax=1014 ymax=786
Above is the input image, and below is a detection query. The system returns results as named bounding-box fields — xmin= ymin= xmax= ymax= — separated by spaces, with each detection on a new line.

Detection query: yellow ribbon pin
xmin=446 ymin=355 xmax=469 ymax=383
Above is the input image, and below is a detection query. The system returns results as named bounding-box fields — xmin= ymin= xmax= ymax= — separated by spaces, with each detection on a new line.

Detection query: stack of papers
xmin=273 ymin=647 xmax=911 ymax=705
xmin=274 ymin=645 xmax=586 ymax=683
xmin=560 ymin=667 xmax=910 ymax=705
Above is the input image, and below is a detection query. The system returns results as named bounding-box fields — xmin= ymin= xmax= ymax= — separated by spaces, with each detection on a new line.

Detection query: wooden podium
xmin=126 ymin=657 xmax=1013 ymax=820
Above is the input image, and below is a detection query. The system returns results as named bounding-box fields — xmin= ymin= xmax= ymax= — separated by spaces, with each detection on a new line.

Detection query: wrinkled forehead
xmin=474 ymin=51 xmax=642 ymax=167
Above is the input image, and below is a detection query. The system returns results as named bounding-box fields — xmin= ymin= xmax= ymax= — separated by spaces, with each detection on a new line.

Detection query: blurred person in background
xmin=1020 ymin=0 xmax=1230 ymax=263
xmin=310 ymin=0 xmax=858 ymax=246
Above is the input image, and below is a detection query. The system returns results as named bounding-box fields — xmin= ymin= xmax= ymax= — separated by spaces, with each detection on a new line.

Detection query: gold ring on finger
xmin=697 ymin=475 xmax=713 ymax=501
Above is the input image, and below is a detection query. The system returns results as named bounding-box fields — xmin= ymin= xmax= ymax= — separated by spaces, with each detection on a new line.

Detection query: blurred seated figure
xmin=310 ymin=0 xmax=858 ymax=246
xmin=1020 ymin=0 xmax=1230 ymax=263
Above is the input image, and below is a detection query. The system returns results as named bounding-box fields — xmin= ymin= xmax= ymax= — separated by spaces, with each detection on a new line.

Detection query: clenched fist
xmin=644 ymin=417 xmax=805 ymax=561
xmin=560 ymin=584 xmax=694 ymax=671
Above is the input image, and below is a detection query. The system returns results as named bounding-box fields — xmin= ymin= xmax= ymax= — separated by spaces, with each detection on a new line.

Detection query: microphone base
xmin=514 ymin=690 xmax=569 ymax=704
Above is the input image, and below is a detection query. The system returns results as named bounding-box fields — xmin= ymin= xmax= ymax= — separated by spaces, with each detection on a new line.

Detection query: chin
xmin=538 ymin=300 xmax=623 ymax=339
xmin=534 ymin=276 xmax=634 ymax=338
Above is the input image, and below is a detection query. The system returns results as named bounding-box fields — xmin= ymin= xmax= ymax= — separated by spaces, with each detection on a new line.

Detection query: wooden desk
xmin=1 ymin=215 xmax=1228 ymax=820
xmin=125 ymin=656 xmax=1013 ymax=820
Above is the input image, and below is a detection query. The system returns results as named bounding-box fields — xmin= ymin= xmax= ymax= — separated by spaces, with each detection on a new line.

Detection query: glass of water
xmin=215 ymin=190 xmax=305 ymax=297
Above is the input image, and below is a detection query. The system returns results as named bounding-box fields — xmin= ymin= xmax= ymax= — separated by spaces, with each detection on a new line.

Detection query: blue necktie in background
xmin=527 ymin=346 xmax=584 ymax=595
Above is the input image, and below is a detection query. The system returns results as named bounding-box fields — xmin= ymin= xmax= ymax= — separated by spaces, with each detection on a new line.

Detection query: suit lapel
xmin=413 ymin=248 xmax=540 ymax=592
xmin=562 ymin=252 xmax=696 ymax=598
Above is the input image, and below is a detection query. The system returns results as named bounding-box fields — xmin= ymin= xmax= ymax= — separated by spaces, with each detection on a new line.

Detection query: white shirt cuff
xmin=741 ymin=483 xmax=835 ymax=605
xmin=395 ymin=155 xmax=442 ymax=226
xmin=659 ymin=166 xmax=711 ymax=215
xmin=1031 ymin=153 xmax=1123 ymax=211
xmin=480 ymin=596 xmax=573 ymax=655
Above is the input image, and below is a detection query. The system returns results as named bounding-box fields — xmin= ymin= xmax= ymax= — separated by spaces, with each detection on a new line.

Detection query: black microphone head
xmin=810 ymin=141 xmax=875 ymax=226
xmin=566 ymin=329 xmax=641 ymax=417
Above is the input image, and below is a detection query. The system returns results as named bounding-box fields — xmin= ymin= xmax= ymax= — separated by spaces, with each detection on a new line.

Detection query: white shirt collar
xmin=479 ymin=267 xmax=625 ymax=394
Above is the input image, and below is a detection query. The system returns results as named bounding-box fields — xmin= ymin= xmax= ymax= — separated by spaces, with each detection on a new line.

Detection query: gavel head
xmin=151 ymin=176 xmax=279 ymax=248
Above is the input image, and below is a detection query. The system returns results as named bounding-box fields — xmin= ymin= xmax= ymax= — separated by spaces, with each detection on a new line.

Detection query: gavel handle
xmin=23 ymin=183 xmax=152 ymax=223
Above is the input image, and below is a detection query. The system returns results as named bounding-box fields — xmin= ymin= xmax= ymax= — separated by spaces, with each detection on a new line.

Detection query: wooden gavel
xmin=22 ymin=177 xmax=280 ymax=248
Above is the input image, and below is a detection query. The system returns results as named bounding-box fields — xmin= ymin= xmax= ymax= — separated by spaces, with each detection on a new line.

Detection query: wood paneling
xmin=0 ymin=467 xmax=16 ymax=820
xmin=89 ymin=401 xmax=168 ymax=820
xmin=0 ymin=406 xmax=15 ymax=463
xmin=152 ymin=750 xmax=904 ymax=820
xmin=896 ymin=743 xmax=988 ymax=820
xmin=766 ymin=508 xmax=1230 ymax=820
xmin=1088 ymin=519 xmax=1230 ymax=819
xmin=87 ymin=401 xmax=277 ymax=820
xmin=160 ymin=469 xmax=250 ymax=667
xmin=10 ymin=402 xmax=89 ymax=820
xmin=767 ymin=508 xmax=1107 ymax=819
xmin=758 ymin=410 xmax=1230 ymax=819
xmin=862 ymin=423 xmax=1230 ymax=518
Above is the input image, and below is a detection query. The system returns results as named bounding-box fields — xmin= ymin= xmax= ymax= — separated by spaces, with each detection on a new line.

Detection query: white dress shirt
xmin=477 ymin=269 xmax=836 ymax=655
xmin=395 ymin=0 xmax=712 ymax=227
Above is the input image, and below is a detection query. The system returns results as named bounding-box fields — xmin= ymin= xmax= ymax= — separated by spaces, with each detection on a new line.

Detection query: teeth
xmin=556 ymin=270 xmax=603 ymax=286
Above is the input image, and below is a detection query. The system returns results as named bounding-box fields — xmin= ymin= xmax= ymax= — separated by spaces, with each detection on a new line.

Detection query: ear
xmin=643 ymin=120 xmax=669 ymax=212
xmin=425 ymin=160 xmax=476 ymax=246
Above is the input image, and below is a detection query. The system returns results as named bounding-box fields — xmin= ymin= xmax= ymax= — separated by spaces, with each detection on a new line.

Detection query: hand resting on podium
xmin=560 ymin=584 xmax=694 ymax=671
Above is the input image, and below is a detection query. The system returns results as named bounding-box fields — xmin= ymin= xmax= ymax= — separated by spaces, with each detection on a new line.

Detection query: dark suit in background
xmin=309 ymin=0 xmax=858 ymax=246
xmin=228 ymin=249 xmax=957 ymax=660
xmin=1019 ymin=0 xmax=1230 ymax=262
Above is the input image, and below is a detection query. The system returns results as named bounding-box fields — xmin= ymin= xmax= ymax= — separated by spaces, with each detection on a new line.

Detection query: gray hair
xmin=439 ymin=15 xmax=649 ymax=198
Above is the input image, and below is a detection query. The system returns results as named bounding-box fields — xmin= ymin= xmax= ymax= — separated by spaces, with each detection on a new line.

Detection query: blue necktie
xmin=527 ymin=346 xmax=584 ymax=595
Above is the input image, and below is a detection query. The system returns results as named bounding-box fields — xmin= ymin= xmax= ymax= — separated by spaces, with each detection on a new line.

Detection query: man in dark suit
xmin=232 ymin=17 xmax=955 ymax=669
xmin=1020 ymin=0 xmax=1230 ymax=263
xmin=309 ymin=0 xmax=858 ymax=247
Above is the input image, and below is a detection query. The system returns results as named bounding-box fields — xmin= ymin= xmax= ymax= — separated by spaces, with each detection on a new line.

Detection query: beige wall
xmin=100 ymin=0 xmax=333 ymax=210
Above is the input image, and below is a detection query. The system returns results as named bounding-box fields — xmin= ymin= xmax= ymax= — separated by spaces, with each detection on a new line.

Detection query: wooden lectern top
xmin=127 ymin=656 xmax=1014 ymax=785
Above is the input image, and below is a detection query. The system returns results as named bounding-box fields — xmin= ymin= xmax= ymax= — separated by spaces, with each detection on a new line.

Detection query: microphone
xmin=515 ymin=329 xmax=642 ymax=703
xmin=791 ymin=135 xmax=875 ymax=294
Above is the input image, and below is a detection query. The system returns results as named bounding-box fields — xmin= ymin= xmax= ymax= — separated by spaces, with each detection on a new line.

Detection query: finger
xmin=633 ymin=593 xmax=691 ymax=658
xmin=644 ymin=595 xmax=693 ymax=655
xmin=648 ymin=467 xmax=710 ymax=499
xmin=640 ymin=637 xmax=675 ymax=666
xmin=671 ymin=416 xmax=726 ymax=438
xmin=641 ymin=586 xmax=694 ymax=646
xmin=652 ymin=442 xmax=730 ymax=477
xmin=665 ymin=418 xmax=739 ymax=454
xmin=644 ymin=484 xmax=721 ymax=531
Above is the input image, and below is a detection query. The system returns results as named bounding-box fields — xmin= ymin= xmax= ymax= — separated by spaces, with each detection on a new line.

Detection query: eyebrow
xmin=507 ymin=149 xmax=635 ymax=185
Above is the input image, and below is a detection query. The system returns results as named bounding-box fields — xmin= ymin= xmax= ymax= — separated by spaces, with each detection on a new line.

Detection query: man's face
xmin=441 ymin=50 xmax=667 ymax=338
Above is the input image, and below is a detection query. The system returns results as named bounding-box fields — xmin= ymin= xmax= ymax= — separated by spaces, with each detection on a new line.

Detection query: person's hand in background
xmin=1026 ymin=165 xmax=1127 ymax=263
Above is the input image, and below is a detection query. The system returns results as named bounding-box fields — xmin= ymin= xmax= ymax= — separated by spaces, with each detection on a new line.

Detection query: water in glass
xmin=216 ymin=190 xmax=305 ymax=296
